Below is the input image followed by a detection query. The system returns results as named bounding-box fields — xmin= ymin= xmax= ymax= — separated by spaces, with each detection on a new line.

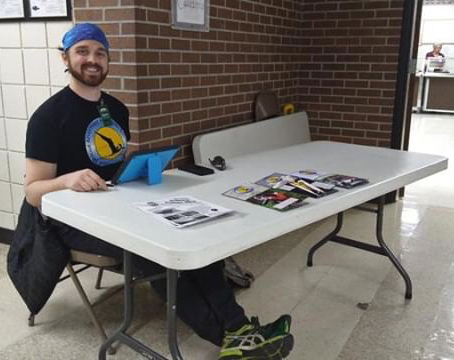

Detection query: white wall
xmin=417 ymin=5 xmax=454 ymax=71
xmin=0 ymin=21 xmax=72 ymax=230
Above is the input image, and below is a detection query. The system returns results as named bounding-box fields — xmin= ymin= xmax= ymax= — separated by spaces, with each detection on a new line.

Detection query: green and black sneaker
xmin=218 ymin=315 xmax=294 ymax=360
xmin=250 ymin=314 xmax=292 ymax=336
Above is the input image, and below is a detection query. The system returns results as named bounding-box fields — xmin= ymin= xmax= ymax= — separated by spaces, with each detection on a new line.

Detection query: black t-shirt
xmin=26 ymin=86 xmax=130 ymax=180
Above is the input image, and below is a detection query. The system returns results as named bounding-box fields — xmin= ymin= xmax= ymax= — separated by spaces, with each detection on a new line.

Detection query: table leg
xmin=167 ymin=269 xmax=183 ymax=360
xmin=374 ymin=197 xmax=412 ymax=299
xmin=306 ymin=196 xmax=412 ymax=299
xmin=98 ymin=250 xmax=177 ymax=360
xmin=307 ymin=212 xmax=343 ymax=267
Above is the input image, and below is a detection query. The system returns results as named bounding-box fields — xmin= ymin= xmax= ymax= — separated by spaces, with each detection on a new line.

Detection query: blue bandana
xmin=62 ymin=23 xmax=109 ymax=52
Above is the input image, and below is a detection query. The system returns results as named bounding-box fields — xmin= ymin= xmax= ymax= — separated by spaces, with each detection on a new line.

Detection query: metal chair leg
xmin=66 ymin=264 xmax=116 ymax=355
xmin=28 ymin=313 xmax=35 ymax=327
xmin=95 ymin=268 xmax=104 ymax=289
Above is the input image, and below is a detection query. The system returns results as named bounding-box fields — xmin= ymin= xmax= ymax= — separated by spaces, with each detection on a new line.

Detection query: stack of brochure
xmin=223 ymin=170 xmax=368 ymax=212
xmin=134 ymin=171 xmax=369 ymax=225
xmin=224 ymin=172 xmax=309 ymax=212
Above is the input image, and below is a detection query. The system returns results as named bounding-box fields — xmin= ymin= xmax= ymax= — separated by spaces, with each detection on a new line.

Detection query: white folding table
xmin=42 ymin=141 xmax=448 ymax=360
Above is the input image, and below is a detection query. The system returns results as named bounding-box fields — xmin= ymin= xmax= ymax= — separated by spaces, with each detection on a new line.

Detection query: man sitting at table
xmin=15 ymin=23 xmax=294 ymax=360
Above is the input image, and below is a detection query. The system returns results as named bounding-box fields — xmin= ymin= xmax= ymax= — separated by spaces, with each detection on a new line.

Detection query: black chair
xmin=254 ymin=91 xmax=280 ymax=121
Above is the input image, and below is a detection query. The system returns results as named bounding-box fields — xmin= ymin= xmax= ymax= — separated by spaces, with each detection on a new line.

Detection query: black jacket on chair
xmin=7 ymin=200 xmax=69 ymax=315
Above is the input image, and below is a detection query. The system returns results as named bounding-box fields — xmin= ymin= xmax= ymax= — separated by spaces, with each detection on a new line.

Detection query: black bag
xmin=7 ymin=200 xmax=69 ymax=315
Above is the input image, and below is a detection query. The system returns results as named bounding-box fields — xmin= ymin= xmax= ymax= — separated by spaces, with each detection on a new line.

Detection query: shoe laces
xmin=223 ymin=323 xmax=267 ymax=350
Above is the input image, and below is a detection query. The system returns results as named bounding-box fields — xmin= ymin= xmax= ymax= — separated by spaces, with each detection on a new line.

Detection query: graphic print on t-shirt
xmin=85 ymin=117 xmax=127 ymax=166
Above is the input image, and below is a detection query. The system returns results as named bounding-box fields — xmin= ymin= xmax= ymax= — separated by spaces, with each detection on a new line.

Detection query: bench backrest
xmin=192 ymin=111 xmax=310 ymax=165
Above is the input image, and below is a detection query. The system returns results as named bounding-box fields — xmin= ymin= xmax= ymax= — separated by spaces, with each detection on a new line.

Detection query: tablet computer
xmin=111 ymin=145 xmax=179 ymax=185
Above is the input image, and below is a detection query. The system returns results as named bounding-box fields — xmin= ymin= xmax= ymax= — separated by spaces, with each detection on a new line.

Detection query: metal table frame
xmin=307 ymin=195 xmax=412 ymax=300
xmin=99 ymin=194 xmax=413 ymax=360
xmin=98 ymin=252 xmax=182 ymax=360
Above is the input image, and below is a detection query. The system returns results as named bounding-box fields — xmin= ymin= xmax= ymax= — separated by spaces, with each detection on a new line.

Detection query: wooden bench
xmin=192 ymin=111 xmax=310 ymax=165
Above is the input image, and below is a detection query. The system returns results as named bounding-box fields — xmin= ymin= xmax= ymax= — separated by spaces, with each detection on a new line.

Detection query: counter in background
xmin=414 ymin=72 xmax=454 ymax=113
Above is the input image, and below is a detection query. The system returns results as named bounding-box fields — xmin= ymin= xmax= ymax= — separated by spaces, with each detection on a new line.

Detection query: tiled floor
xmin=0 ymin=113 xmax=453 ymax=360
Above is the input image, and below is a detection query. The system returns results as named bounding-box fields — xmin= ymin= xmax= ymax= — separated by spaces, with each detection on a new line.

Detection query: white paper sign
xmin=29 ymin=0 xmax=68 ymax=18
xmin=0 ymin=0 xmax=24 ymax=19
xmin=176 ymin=0 xmax=205 ymax=25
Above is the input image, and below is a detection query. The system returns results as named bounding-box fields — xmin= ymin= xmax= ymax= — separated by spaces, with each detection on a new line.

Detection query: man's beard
xmin=67 ymin=61 xmax=108 ymax=87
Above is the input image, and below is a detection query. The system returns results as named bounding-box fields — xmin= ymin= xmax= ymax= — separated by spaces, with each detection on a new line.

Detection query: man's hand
xmin=61 ymin=169 xmax=108 ymax=192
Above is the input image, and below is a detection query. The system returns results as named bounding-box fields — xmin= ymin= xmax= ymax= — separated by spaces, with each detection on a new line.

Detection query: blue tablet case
xmin=112 ymin=146 xmax=179 ymax=185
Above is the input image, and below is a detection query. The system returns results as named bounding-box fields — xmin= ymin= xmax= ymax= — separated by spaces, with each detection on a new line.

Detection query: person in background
xmin=426 ymin=42 xmax=445 ymax=59
xmin=14 ymin=23 xmax=295 ymax=360
xmin=425 ymin=43 xmax=445 ymax=72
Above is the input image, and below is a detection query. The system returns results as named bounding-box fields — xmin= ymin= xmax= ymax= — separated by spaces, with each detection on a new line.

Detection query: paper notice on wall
xmin=29 ymin=0 xmax=68 ymax=17
xmin=0 ymin=0 xmax=24 ymax=19
xmin=176 ymin=0 xmax=205 ymax=25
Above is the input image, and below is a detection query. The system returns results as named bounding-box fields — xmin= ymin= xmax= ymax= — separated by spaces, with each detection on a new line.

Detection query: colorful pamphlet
xmin=254 ymin=172 xmax=336 ymax=198
xmin=223 ymin=180 xmax=308 ymax=211
xmin=315 ymin=174 xmax=369 ymax=189
xmin=246 ymin=189 xmax=307 ymax=212
xmin=291 ymin=170 xmax=368 ymax=189
xmin=254 ymin=172 xmax=291 ymax=188
xmin=289 ymin=179 xmax=324 ymax=196
xmin=291 ymin=170 xmax=328 ymax=182
xmin=311 ymin=182 xmax=336 ymax=191
xmin=223 ymin=183 xmax=269 ymax=200
xmin=223 ymin=168 xmax=366 ymax=213
xmin=278 ymin=180 xmax=337 ymax=198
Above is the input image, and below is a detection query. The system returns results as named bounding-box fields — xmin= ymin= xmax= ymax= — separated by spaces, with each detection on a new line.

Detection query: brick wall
xmin=73 ymin=0 xmax=405 ymax=164
xmin=299 ymin=0 xmax=404 ymax=147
